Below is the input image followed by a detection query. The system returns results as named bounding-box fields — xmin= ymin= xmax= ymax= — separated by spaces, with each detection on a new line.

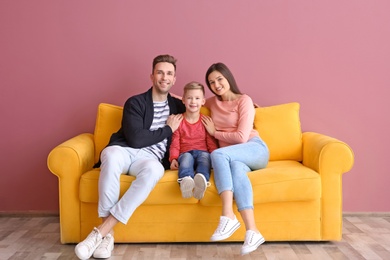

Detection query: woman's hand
xmin=201 ymin=115 xmax=216 ymax=136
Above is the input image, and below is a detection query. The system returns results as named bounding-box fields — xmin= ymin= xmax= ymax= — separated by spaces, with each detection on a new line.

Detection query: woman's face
xmin=207 ymin=71 xmax=230 ymax=96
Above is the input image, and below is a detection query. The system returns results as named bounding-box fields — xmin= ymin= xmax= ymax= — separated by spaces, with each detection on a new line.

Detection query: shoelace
xmin=82 ymin=228 xmax=100 ymax=249
xmin=244 ymin=232 xmax=253 ymax=245
xmin=244 ymin=231 xmax=259 ymax=246
xmin=99 ymin=235 xmax=111 ymax=249
xmin=215 ymin=217 xmax=229 ymax=233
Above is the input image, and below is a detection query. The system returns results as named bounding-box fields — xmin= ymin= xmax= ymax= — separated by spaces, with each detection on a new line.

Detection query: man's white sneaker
xmin=75 ymin=227 xmax=102 ymax=260
xmin=193 ymin=174 xmax=210 ymax=200
xmin=210 ymin=216 xmax=241 ymax=241
xmin=240 ymin=230 xmax=265 ymax=255
xmin=93 ymin=233 xmax=114 ymax=259
xmin=179 ymin=176 xmax=195 ymax=198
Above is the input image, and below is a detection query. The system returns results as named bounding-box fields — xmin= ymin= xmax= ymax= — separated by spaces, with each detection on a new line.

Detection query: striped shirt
xmin=143 ymin=100 xmax=170 ymax=160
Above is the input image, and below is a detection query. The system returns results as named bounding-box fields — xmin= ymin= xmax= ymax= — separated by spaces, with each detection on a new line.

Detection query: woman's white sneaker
xmin=240 ymin=230 xmax=265 ymax=255
xmin=75 ymin=227 xmax=102 ymax=259
xmin=210 ymin=216 xmax=241 ymax=241
xmin=93 ymin=233 xmax=114 ymax=258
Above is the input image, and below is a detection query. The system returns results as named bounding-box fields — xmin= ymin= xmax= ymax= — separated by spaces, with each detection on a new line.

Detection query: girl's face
xmin=207 ymin=71 xmax=231 ymax=96
xmin=182 ymin=89 xmax=205 ymax=113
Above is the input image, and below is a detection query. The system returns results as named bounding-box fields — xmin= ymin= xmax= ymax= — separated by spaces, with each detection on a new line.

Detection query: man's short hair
xmin=152 ymin=54 xmax=177 ymax=73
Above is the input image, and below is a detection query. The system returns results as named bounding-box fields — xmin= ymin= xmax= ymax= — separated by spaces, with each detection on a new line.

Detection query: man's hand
xmin=170 ymin=159 xmax=179 ymax=170
xmin=166 ymin=114 xmax=183 ymax=132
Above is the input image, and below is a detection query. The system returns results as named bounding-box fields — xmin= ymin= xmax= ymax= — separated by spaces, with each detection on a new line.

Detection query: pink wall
xmin=1 ymin=1 xmax=389 ymax=213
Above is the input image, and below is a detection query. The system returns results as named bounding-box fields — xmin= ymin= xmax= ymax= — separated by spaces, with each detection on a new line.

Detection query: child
xmin=169 ymin=81 xmax=218 ymax=199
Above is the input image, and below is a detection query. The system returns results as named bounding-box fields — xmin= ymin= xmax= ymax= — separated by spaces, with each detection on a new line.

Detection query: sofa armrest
xmin=302 ymin=131 xmax=354 ymax=240
xmin=47 ymin=133 xmax=95 ymax=243
xmin=302 ymin=132 xmax=354 ymax=174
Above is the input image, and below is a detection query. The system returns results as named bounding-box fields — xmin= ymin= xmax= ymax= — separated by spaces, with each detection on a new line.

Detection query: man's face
xmin=150 ymin=62 xmax=176 ymax=95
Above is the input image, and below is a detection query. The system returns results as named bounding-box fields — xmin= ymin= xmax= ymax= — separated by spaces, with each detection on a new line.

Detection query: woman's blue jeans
xmin=210 ymin=136 xmax=269 ymax=211
xmin=178 ymin=150 xmax=211 ymax=181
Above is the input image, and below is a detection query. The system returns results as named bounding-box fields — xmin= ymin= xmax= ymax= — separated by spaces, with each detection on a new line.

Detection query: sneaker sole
xmin=75 ymin=243 xmax=101 ymax=260
xmin=180 ymin=178 xmax=194 ymax=198
xmin=93 ymin=244 xmax=114 ymax=258
xmin=240 ymin=236 xmax=265 ymax=255
xmin=193 ymin=174 xmax=207 ymax=200
xmin=210 ymin=221 xmax=241 ymax=241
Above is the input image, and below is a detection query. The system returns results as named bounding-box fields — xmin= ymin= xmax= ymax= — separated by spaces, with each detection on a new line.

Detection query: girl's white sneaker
xmin=241 ymin=230 xmax=265 ymax=255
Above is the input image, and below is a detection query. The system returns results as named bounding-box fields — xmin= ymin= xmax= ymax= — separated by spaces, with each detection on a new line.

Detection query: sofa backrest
xmin=94 ymin=103 xmax=123 ymax=163
xmin=93 ymin=102 xmax=302 ymax=163
xmin=254 ymin=102 xmax=302 ymax=161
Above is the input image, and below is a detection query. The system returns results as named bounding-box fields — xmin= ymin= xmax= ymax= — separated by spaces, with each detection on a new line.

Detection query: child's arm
xmin=169 ymin=122 xmax=181 ymax=163
xmin=202 ymin=114 xmax=219 ymax=152
xmin=206 ymin=134 xmax=219 ymax=153
xmin=205 ymin=129 xmax=219 ymax=153
xmin=170 ymin=159 xmax=179 ymax=170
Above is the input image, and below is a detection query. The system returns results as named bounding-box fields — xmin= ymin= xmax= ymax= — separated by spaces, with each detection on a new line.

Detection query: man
xmin=75 ymin=54 xmax=185 ymax=260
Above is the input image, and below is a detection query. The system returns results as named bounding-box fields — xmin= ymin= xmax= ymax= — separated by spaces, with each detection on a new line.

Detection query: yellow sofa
xmin=47 ymin=102 xmax=354 ymax=244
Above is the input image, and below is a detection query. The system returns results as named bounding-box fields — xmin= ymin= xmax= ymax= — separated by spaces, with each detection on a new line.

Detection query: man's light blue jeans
xmin=210 ymin=136 xmax=269 ymax=211
xmin=98 ymin=145 xmax=164 ymax=224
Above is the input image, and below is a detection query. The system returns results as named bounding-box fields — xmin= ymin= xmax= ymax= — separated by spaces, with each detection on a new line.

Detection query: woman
xmin=201 ymin=62 xmax=269 ymax=255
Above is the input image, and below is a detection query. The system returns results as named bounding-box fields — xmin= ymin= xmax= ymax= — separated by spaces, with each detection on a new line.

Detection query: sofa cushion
xmin=79 ymin=161 xmax=320 ymax=205
xmin=254 ymin=102 xmax=302 ymax=161
xmin=80 ymin=170 xmax=199 ymax=205
xmin=199 ymin=161 xmax=321 ymax=207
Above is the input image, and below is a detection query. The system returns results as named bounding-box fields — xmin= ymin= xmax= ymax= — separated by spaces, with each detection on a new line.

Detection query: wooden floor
xmin=0 ymin=215 xmax=390 ymax=259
